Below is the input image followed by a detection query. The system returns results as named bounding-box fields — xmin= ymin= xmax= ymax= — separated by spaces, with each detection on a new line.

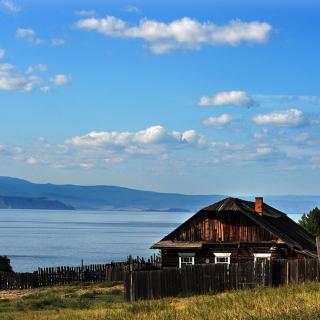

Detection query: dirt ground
xmin=0 ymin=283 xmax=124 ymax=300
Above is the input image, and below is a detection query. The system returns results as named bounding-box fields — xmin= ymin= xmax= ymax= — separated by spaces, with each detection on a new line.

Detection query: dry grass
xmin=1 ymin=282 xmax=320 ymax=320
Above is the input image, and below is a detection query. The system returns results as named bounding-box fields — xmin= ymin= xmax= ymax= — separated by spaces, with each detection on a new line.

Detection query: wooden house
xmin=152 ymin=197 xmax=317 ymax=268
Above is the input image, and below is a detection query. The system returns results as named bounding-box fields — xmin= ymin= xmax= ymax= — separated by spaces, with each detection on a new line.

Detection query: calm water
xmin=0 ymin=209 xmax=192 ymax=272
xmin=0 ymin=209 xmax=302 ymax=272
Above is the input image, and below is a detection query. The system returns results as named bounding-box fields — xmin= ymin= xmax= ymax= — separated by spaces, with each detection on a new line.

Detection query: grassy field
xmin=1 ymin=281 xmax=320 ymax=320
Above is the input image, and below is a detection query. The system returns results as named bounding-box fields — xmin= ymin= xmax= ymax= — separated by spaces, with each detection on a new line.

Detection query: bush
xmin=0 ymin=256 xmax=13 ymax=272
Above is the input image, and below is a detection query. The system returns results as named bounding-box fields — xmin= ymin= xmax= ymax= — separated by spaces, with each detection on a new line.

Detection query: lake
xmin=0 ymin=209 xmax=302 ymax=272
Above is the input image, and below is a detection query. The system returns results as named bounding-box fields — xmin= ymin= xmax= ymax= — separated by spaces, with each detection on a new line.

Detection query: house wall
xmin=161 ymin=245 xmax=307 ymax=268
xmin=167 ymin=211 xmax=278 ymax=242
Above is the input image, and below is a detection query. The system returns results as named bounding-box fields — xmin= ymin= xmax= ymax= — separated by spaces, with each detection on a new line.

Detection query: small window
xmin=253 ymin=253 xmax=271 ymax=264
xmin=213 ymin=253 xmax=231 ymax=264
xmin=178 ymin=253 xmax=195 ymax=268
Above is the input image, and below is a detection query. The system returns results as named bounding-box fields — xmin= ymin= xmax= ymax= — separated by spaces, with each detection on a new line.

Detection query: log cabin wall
xmin=161 ymin=245 xmax=306 ymax=268
xmin=168 ymin=211 xmax=277 ymax=242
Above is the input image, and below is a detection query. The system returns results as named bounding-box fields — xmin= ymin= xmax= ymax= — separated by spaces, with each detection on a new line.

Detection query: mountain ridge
xmin=0 ymin=176 xmax=319 ymax=214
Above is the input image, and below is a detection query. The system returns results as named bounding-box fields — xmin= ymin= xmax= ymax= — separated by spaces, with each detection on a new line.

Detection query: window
xmin=253 ymin=253 xmax=271 ymax=264
xmin=178 ymin=253 xmax=195 ymax=268
xmin=213 ymin=253 xmax=231 ymax=264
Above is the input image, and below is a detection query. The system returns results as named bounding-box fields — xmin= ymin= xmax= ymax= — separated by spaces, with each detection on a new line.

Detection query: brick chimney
xmin=255 ymin=197 xmax=263 ymax=216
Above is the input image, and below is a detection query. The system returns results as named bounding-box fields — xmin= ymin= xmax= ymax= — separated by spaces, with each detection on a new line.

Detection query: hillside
xmin=0 ymin=195 xmax=73 ymax=210
xmin=0 ymin=176 xmax=223 ymax=211
xmin=0 ymin=176 xmax=319 ymax=213
xmin=0 ymin=282 xmax=320 ymax=320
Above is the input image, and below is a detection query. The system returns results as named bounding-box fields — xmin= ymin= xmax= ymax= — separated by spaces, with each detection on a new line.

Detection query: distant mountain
xmin=0 ymin=176 xmax=223 ymax=211
xmin=0 ymin=195 xmax=74 ymax=210
xmin=0 ymin=176 xmax=319 ymax=214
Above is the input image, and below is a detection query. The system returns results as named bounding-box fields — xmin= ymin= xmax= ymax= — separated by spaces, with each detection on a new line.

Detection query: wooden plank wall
xmin=170 ymin=212 xmax=277 ymax=242
xmin=125 ymin=259 xmax=320 ymax=301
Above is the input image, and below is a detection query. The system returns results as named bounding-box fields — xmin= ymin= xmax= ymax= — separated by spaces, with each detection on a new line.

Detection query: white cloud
xmin=1 ymin=0 xmax=21 ymax=13
xmin=76 ymin=9 xmax=96 ymax=16
xmin=26 ymin=64 xmax=48 ymax=74
xmin=79 ymin=163 xmax=95 ymax=169
xmin=51 ymin=38 xmax=66 ymax=46
xmin=256 ymin=145 xmax=272 ymax=155
xmin=0 ymin=49 xmax=5 ymax=59
xmin=202 ymin=114 xmax=233 ymax=127
xmin=0 ymin=63 xmax=43 ymax=92
xmin=75 ymin=16 xmax=272 ymax=53
xmin=252 ymin=109 xmax=306 ymax=127
xmin=16 ymin=28 xmax=43 ymax=45
xmin=26 ymin=157 xmax=40 ymax=165
xmin=50 ymin=74 xmax=71 ymax=86
xmin=198 ymin=91 xmax=256 ymax=107
xmin=66 ymin=125 xmax=205 ymax=150
xmin=16 ymin=28 xmax=35 ymax=38
xmin=40 ymin=86 xmax=50 ymax=93
xmin=125 ymin=5 xmax=139 ymax=13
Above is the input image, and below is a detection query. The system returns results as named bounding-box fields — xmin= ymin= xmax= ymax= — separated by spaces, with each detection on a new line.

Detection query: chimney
xmin=255 ymin=197 xmax=263 ymax=216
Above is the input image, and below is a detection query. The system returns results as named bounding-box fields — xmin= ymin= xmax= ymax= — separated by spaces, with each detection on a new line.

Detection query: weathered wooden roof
xmin=152 ymin=197 xmax=317 ymax=257
xmin=152 ymin=240 xmax=203 ymax=249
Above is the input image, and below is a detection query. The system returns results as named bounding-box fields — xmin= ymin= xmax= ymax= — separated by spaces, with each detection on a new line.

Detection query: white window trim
xmin=178 ymin=253 xmax=195 ymax=268
xmin=213 ymin=253 xmax=231 ymax=264
xmin=253 ymin=253 xmax=271 ymax=262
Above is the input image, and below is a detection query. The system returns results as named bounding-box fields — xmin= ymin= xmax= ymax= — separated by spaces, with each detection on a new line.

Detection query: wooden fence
xmin=125 ymin=259 xmax=320 ymax=301
xmin=0 ymin=255 xmax=161 ymax=290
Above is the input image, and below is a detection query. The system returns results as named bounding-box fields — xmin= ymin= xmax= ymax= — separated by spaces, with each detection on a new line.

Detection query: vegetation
xmin=299 ymin=207 xmax=320 ymax=236
xmin=1 ymin=282 xmax=320 ymax=319
xmin=0 ymin=255 xmax=12 ymax=272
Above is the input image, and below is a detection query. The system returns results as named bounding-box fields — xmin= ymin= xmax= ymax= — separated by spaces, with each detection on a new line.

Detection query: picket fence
xmin=0 ymin=256 xmax=161 ymax=290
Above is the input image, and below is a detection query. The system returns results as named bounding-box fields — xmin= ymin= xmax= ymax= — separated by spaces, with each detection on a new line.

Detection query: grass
xmin=1 ymin=282 xmax=320 ymax=319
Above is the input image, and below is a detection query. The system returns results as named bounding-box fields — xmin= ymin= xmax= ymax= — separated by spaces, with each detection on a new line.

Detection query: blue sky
xmin=1 ymin=0 xmax=320 ymax=195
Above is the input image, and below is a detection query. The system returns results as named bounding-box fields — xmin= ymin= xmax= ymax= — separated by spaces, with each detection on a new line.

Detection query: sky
xmin=0 ymin=0 xmax=320 ymax=195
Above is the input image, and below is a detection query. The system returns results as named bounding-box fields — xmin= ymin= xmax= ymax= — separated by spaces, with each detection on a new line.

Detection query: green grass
xmin=1 ymin=282 xmax=320 ymax=319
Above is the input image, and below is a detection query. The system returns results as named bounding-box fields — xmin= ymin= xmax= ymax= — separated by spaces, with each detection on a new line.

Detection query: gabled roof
xmin=152 ymin=197 xmax=317 ymax=257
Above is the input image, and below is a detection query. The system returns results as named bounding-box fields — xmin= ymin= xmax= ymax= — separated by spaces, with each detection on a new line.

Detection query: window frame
xmin=253 ymin=253 xmax=271 ymax=263
xmin=213 ymin=252 xmax=231 ymax=265
xmin=178 ymin=253 xmax=195 ymax=268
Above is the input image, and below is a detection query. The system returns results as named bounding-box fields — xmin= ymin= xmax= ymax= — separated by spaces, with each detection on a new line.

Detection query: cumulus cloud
xmin=51 ymin=38 xmax=66 ymax=46
xmin=0 ymin=63 xmax=44 ymax=92
xmin=16 ymin=28 xmax=43 ymax=45
xmin=202 ymin=114 xmax=233 ymax=127
xmin=0 ymin=49 xmax=5 ymax=59
xmin=198 ymin=91 xmax=256 ymax=107
xmin=50 ymin=74 xmax=71 ymax=86
xmin=1 ymin=0 xmax=21 ymax=13
xmin=252 ymin=109 xmax=306 ymax=127
xmin=66 ymin=125 xmax=205 ymax=150
xmin=75 ymin=16 xmax=272 ymax=53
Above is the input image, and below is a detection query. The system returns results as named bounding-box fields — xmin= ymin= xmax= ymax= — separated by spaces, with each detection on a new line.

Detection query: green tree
xmin=299 ymin=207 xmax=320 ymax=237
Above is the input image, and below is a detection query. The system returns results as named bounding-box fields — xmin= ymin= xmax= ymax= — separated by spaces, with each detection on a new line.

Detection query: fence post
xmin=81 ymin=259 xmax=84 ymax=283
xmin=316 ymin=237 xmax=320 ymax=262
xmin=129 ymin=256 xmax=134 ymax=302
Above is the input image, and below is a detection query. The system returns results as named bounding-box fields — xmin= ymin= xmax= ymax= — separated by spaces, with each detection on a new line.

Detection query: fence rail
xmin=0 ymin=255 xmax=161 ymax=291
xmin=125 ymin=259 xmax=320 ymax=301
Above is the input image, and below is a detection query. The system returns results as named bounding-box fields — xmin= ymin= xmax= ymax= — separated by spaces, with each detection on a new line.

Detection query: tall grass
xmin=1 ymin=282 xmax=320 ymax=319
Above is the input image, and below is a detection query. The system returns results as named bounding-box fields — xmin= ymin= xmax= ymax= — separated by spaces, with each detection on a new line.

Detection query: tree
xmin=0 ymin=255 xmax=13 ymax=272
xmin=299 ymin=207 xmax=320 ymax=237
